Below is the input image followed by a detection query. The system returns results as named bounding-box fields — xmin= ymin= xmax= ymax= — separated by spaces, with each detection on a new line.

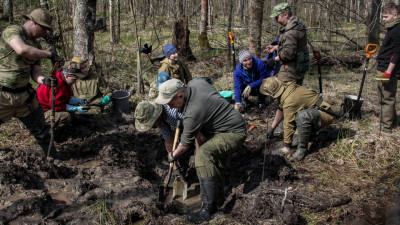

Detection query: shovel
xmin=158 ymin=119 xmax=188 ymax=202
xmin=312 ymin=50 xmax=323 ymax=94
xmin=228 ymin=32 xmax=236 ymax=69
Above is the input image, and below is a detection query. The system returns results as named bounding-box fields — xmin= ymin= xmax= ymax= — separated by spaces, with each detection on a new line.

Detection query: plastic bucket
xmin=112 ymin=90 xmax=131 ymax=113
xmin=342 ymin=94 xmax=364 ymax=120
xmin=219 ymin=91 xmax=234 ymax=103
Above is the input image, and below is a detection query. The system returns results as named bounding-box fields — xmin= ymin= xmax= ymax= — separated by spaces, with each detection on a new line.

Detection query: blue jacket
xmin=234 ymin=55 xmax=278 ymax=103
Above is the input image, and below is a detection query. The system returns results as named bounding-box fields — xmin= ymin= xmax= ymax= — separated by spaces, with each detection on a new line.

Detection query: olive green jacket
xmin=72 ymin=70 xmax=111 ymax=104
xmin=277 ymin=16 xmax=308 ymax=83
xmin=279 ymin=83 xmax=333 ymax=145
xmin=158 ymin=58 xmax=192 ymax=84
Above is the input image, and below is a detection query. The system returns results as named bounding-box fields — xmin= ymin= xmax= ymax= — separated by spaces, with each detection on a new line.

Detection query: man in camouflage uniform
xmin=265 ymin=3 xmax=310 ymax=138
xmin=71 ymin=57 xmax=112 ymax=114
xmin=0 ymin=8 xmax=62 ymax=154
xmin=155 ymin=79 xmax=247 ymax=223
xmin=260 ymin=77 xmax=334 ymax=161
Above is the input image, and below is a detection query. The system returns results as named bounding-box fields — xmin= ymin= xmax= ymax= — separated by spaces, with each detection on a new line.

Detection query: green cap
xmin=270 ymin=3 xmax=291 ymax=18
xmin=23 ymin=8 xmax=53 ymax=31
xmin=134 ymin=101 xmax=163 ymax=131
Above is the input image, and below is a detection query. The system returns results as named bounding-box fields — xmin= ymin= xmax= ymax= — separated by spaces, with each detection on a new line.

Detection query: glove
xmin=49 ymin=52 xmax=64 ymax=65
xmin=265 ymin=58 xmax=276 ymax=70
xmin=98 ymin=96 xmax=111 ymax=106
xmin=383 ymin=71 xmax=391 ymax=79
xmin=234 ymin=102 xmax=244 ymax=113
xmin=69 ymin=97 xmax=88 ymax=105
xmin=266 ymin=127 xmax=275 ymax=139
xmin=42 ymin=77 xmax=58 ymax=87
xmin=167 ymin=151 xmax=176 ymax=163
xmin=242 ymin=85 xmax=251 ymax=99
xmin=66 ymin=104 xmax=88 ymax=112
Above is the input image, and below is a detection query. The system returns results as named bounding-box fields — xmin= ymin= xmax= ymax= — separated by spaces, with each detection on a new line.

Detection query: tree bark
xmin=102 ymin=0 xmax=107 ymax=31
xmin=40 ymin=0 xmax=49 ymax=9
xmin=198 ymin=0 xmax=211 ymax=49
xmin=116 ymin=0 xmax=120 ymax=43
xmin=73 ymin=0 xmax=97 ymax=65
xmin=109 ymin=0 xmax=115 ymax=43
xmin=366 ymin=0 xmax=381 ymax=45
xmin=172 ymin=0 xmax=195 ymax=60
xmin=2 ymin=0 xmax=13 ymax=22
xmin=249 ymin=0 xmax=264 ymax=58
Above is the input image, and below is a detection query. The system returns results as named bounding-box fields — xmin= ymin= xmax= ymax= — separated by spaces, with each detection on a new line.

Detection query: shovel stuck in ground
xmin=158 ymin=119 xmax=188 ymax=202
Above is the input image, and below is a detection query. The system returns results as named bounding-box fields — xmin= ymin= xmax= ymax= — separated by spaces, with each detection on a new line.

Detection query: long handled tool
xmin=229 ymin=32 xmax=236 ymax=69
xmin=312 ymin=50 xmax=323 ymax=94
xmin=47 ymin=62 xmax=59 ymax=158
xmin=357 ymin=43 xmax=378 ymax=101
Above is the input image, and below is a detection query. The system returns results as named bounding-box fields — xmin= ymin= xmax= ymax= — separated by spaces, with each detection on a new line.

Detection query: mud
xmin=0 ymin=99 xmax=397 ymax=225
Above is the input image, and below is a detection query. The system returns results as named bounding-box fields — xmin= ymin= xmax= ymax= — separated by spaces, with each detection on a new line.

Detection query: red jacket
xmin=37 ymin=71 xmax=72 ymax=112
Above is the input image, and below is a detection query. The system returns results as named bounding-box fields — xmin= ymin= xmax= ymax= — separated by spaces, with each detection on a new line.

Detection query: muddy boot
xmin=187 ymin=177 xmax=218 ymax=224
xmin=290 ymin=109 xmax=321 ymax=162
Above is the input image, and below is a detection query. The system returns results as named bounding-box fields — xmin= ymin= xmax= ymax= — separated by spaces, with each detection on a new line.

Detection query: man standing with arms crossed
xmin=155 ymin=79 xmax=247 ymax=224
xmin=376 ymin=2 xmax=400 ymax=133
xmin=265 ymin=3 xmax=310 ymax=139
xmin=0 ymin=8 xmax=62 ymax=154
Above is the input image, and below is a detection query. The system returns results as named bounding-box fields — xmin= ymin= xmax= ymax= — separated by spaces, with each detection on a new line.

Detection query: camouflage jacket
xmin=0 ymin=25 xmax=41 ymax=88
xmin=277 ymin=16 xmax=308 ymax=83
xmin=158 ymin=58 xmax=192 ymax=84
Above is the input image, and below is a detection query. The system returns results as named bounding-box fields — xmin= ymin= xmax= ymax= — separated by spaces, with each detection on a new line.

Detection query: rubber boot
xmin=187 ymin=177 xmax=218 ymax=224
xmin=290 ymin=109 xmax=321 ymax=162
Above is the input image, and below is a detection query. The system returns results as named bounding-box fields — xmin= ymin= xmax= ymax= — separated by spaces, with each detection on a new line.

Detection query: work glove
xmin=266 ymin=127 xmax=275 ymax=139
xmin=66 ymin=104 xmax=89 ymax=112
xmin=49 ymin=52 xmax=64 ymax=65
xmin=167 ymin=151 xmax=176 ymax=163
xmin=234 ymin=102 xmax=244 ymax=113
xmin=265 ymin=58 xmax=276 ymax=70
xmin=97 ymin=96 xmax=111 ymax=106
xmin=242 ymin=85 xmax=251 ymax=99
xmin=42 ymin=77 xmax=58 ymax=87
xmin=69 ymin=97 xmax=88 ymax=105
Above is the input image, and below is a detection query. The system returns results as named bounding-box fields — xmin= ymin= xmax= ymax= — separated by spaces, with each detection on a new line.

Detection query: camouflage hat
xmin=134 ymin=101 xmax=163 ymax=131
xmin=63 ymin=61 xmax=85 ymax=78
xmin=270 ymin=3 xmax=291 ymax=18
xmin=154 ymin=79 xmax=185 ymax=105
xmin=23 ymin=8 xmax=53 ymax=31
xmin=260 ymin=76 xmax=285 ymax=98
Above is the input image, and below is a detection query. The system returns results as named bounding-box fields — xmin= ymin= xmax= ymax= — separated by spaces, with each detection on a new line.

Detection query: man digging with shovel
xmin=155 ymin=78 xmax=247 ymax=223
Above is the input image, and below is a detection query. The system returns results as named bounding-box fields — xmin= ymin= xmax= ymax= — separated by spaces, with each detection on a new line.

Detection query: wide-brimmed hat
xmin=63 ymin=61 xmax=85 ymax=78
xmin=154 ymin=79 xmax=185 ymax=105
xmin=270 ymin=3 xmax=291 ymax=18
xmin=23 ymin=8 xmax=53 ymax=31
xmin=260 ymin=76 xmax=285 ymax=98
xmin=134 ymin=101 xmax=163 ymax=131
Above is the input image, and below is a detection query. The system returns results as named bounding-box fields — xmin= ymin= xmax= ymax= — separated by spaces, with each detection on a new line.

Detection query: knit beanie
xmin=163 ymin=44 xmax=177 ymax=58
xmin=238 ymin=49 xmax=252 ymax=63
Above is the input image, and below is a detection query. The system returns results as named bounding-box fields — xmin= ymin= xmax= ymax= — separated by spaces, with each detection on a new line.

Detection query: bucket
xmin=219 ymin=91 xmax=234 ymax=103
xmin=112 ymin=90 xmax=131 ymax=113
xmin=342 ymin=94 xmax=364 ymax=120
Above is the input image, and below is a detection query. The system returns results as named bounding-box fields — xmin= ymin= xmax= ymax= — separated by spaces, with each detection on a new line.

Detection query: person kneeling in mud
xmin=134 ymin=100 xmax=200 ymax=179
xmin=261 ymin=76 xmax=334 ymax=161
xmin=71 ymin=57 xmax=112 ymax=114
xmin=37 ymin=61 xmax=87 ymax=130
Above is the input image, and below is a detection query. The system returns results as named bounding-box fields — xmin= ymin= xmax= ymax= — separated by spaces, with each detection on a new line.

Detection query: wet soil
xmin=1 ymin=99 xmax=399 ymax=224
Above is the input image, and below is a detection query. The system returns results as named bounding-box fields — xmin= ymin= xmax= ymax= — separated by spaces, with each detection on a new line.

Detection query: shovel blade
xmin=172 ymin=178 xmax=188 ymax=200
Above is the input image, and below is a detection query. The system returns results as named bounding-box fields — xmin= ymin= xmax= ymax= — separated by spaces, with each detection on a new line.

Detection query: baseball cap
xmin=154 ymin=79 xmax=185 ymax=105
xmin=270 ymin=3 xmax=291 ymax=18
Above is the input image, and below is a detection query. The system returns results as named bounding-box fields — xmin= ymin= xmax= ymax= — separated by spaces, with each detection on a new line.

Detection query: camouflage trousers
xmin=44 ymin=110 xmax=71 ymax=129
xmin=195 ymin=132 xmax=247 ymax=185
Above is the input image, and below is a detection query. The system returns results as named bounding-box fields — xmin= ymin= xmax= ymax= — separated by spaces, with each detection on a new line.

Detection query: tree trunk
xmin=198 ymin=0 xmax=211 ymax=49
xmin=366 ymin=0 xmax=381 ymax=45
xmin=249 ymin=0 xmax=264 ymax=58
xmin=172 ymin=0 xmax=195 ymax=60
xmin=102 ymin=0 xmax=107 ymax=31
xmin=116 ymin=0 xmax=120 ymax=43
xmin=227 ymin=0 xmax=234 ymax=66
xmin=2 ymin=0 xmax=13 ymax=22
xmin=109 ymin=0 xmax=115 ymax=43
xmin=40 ymin=0 xmax=49 ymax=9
xmin=73 ymin=0 xmax=97 ymax=65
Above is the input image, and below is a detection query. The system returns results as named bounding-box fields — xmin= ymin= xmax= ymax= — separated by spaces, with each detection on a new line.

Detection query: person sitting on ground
xmin=37 ymin=61 xmax=87 ymax=129
xmin=261 ymin=76 xmax=334 ymax=161
xmin=155 ymin=78 xmax=247 ymax=223
xmin=71 ymin=57 xmax=112 ymax=114
xmin=159 ymin=43 xmax=192 ymax=84
xmin=234 ymin=49 xmax=275 ymax=112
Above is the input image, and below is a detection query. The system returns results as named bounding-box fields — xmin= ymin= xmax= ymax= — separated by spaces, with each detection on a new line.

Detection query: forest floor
xmin=1 ymin=53 xmax=400 ymax=225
